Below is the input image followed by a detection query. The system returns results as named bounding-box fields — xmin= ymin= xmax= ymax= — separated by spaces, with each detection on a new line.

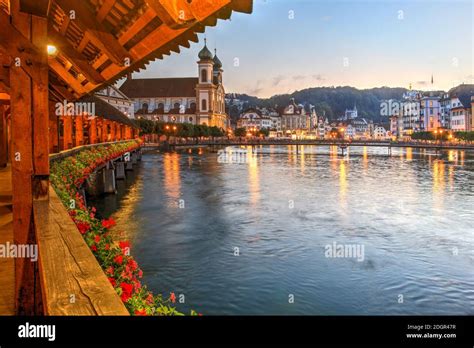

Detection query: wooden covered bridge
xmin=0 ymin=0 xmax=252 ymax=315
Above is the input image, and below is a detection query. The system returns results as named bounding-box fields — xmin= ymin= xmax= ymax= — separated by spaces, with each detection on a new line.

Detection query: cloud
xmin=416 ymin=81 xmax=428 ymax=86
xmin=321 ymin=15 xmax=332 ymax=21
xmin=311 ymin=74 xmax=325 ymax=81
xmin=246 ymin=80 xmax=264 ymax=96
xmin=272 ymin=75 xmax=286 ymax=86
xmin=293 ymin=75 xmax=306 ymax=81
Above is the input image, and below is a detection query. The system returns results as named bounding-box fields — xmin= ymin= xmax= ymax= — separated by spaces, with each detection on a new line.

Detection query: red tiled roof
xmin=119 ymin=78 xmax=199 ymax=98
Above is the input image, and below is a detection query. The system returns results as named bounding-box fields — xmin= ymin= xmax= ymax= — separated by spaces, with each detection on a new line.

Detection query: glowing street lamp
xmin=47 ymin=45 xmax=58 ymax=58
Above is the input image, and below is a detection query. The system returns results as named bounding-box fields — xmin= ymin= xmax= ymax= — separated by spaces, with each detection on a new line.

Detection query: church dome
xmin=198 ymin=41 xmax=213 ymax=61
xmin=213 ymin=49 xmax=222 ymax=70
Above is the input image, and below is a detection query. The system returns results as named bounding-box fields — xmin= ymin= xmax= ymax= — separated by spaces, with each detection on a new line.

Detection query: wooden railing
xmin=30 ymin=142 xmax=136 ymax=315
xmin=49 ymin=140 xmax=133 ymax=162
xmin=33 ymin=188 xmax=129 ymax=315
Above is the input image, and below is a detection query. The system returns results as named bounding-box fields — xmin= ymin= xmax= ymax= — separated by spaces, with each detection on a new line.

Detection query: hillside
xmin=226 ymin=86 xmax=409 ymax=124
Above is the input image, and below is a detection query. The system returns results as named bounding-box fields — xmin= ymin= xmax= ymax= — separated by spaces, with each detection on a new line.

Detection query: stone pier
xmin=115 ymin=161 xmax=126 ymax=180
xmin=103 ymin=161 xmax=117 ymax=194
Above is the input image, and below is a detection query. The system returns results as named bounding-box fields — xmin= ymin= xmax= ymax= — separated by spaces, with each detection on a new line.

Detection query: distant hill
xmin=448 ymin=84 xmax=474 ymax=107
xmin=226 ymin=86 xmax=409 ymax=124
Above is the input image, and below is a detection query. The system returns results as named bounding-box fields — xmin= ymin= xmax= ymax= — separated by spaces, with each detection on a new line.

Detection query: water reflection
xmin=163 ymin=153 xmax=181 ymax=201
xmin=94 ymin=145 xmax=474 ymax=315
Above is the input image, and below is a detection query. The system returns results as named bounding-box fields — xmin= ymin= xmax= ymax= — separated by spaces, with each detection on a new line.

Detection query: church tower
xmin=196 ymin=39 xmax=214 ymax=126
xmin=212 ymin=49 xmax=227 ymax=129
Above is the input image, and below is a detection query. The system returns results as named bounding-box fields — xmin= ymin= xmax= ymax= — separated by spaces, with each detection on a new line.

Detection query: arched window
xmin=157 ymin=103 xmax=164 ymax=110
xmin=190 ymin=102 xmax=196 ymax=111
xmin=201 ymin=99 xmax=207 ymax=111
xmin=142 ymin=103 xmax=148 ymax=112
xmin=189 ymin=116 xmax=193 ymax=122
xmin=201 ymin=69 xmax=207 ymax=83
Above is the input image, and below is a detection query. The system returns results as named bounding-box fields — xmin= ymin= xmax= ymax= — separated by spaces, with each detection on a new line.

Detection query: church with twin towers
xmin=120 ymin=40 xmax=228 ymax=130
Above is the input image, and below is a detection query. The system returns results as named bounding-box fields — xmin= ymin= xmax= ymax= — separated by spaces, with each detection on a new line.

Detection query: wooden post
xmin=125 ymin=126 xmax=131 ymax=140
xmin=0 ymin=104 xmax=7 ymax=167
xmin=75 ymin=115 xmax=84 ymax=146
xmin=90 ymin=117 xmax=97 ymax=144
xmin=48 ymin=102 xmax=58 ymax=153
xmin=63 ymin=116 xmax=73 ymax=149
xmin=110 ymin=121 xmax=116 ymax=141
xmin=102 ymin=119 xmax=109 ymax=142
xmin=9 ymin=0 xmax=49 ymax=315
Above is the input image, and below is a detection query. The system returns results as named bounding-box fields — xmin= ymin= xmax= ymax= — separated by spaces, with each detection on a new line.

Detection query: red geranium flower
xmin=170 ymin=292 xmax=176 ymax=303
xmin=94 ymin=235 xmax=101 ymax=243
xmin=102 ymin=217 xmax=116 ymax=229
xmin=108 ymin=277 xmax=116 ymax=287
xmin=114 ymin=255 xmax=123 ymax=265
xmin=91 ymin=245 xmax=97 ymax=252
xmin=120 ymin=282 xmax=133 ymax=302
xmin=127 ymin=258 xmax=138 ymax=271
xmin=76 ymin=221 xmax=90 ymax=234
xmin=119 ymin=241 xmax=130 ymax=255
xmin=134 ymin=309 xmax=147 ymax=316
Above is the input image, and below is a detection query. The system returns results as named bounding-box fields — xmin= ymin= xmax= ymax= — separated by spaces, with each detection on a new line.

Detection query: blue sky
xmin=131 ymin=0 xmax=473 ymax=98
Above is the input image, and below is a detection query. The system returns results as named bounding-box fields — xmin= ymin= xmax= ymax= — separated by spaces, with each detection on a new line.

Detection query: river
xmin=90 ymin=145 xmax=474 ymax=315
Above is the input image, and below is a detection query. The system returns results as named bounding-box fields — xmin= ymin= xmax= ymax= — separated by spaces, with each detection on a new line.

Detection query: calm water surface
xmin=92 ymin=145 xmax=474 ymax=315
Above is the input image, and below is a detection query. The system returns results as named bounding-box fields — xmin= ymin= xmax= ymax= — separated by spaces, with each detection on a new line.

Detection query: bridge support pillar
xmin=115 ymin=162 xmax=126 ymax=180
xmin=125 ymin=159 xmax=134 ymax=171
xmin=103 ymin=162 xmax=117 ymax=194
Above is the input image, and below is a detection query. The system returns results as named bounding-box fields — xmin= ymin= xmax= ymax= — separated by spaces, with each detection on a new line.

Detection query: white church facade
xmin=119 ymin=41 xmax=228 ymax=129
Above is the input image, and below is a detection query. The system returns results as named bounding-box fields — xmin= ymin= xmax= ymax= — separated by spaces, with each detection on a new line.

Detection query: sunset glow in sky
xmin=132 ymin=0 xmax=474 ymax=98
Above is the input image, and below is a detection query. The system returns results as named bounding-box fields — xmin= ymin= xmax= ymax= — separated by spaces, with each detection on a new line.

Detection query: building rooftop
xmin=119 ymin=77 xmax=199 ymax=98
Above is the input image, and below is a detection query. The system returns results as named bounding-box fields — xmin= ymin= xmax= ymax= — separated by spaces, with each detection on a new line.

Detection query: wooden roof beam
xmin=96 ymin=0 xmax=116 ymax=23
xmin=55 ymin=0 xmax=131 ymax=65
xmin=145 ymin=0 xmax=196 ymax=29
xmin=231 ymin=0 xmax=253 ymax=14
xmin=189 ymin=0 xmax=232 ymax=21
xmin=47 ymin=28 xmax=105 ymax=84
xmin=48 ymin=58 xmax=88 ymax=95
xmin=19 ymin=0 xmax=52 ymax=17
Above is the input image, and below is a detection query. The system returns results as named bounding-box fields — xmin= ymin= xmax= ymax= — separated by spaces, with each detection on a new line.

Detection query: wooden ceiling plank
xmin=59 ymin=15 xmax=70 ymax=34
xmin=19 ymin=0 xmax=52 ymax=17
xmin=96 ymin=0 xmax=116 ymax=22
xmin=55 ymin=0 xmax=131 ymax=65
xmin=48 ymin=58 xmax=87 ymax=95
xmin=118 ymin=7 xmax=156 ymax=45
xmin=145 ymin=0 xmax=195 ymax=29
xmin=48 ymin=28 xmax=105 ymax=84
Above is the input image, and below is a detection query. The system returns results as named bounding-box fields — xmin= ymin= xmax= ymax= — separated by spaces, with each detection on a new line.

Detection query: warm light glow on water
xmin=163 ymin=153 xmax=181 ymax=201
xmin=93 ymin=146 xmax=474 ymax=315
xmin=406 ymin=148 xmax=413 ymax=161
